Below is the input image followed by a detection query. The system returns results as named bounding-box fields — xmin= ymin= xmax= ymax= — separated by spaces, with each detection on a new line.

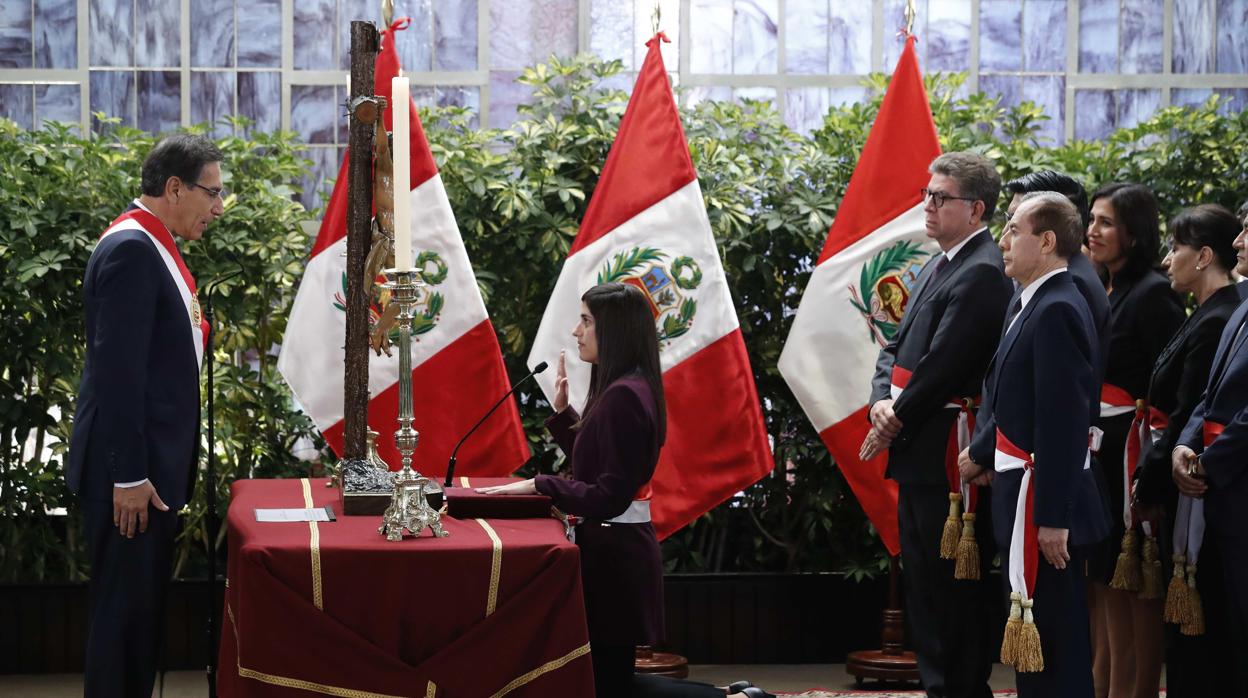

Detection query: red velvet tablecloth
xmin=218 ymin=478 xmax=594 ymax=697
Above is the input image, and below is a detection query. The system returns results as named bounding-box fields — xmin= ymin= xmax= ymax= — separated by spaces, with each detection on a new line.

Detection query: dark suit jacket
xmin=868 ymin=229 xmax=1012 ymax=485
xmin=970 ymin=252 xmax=1110 ymax=467
xmin=68 ymin=213 xmax=201 ymax=510
xmin=1178 ymin=295 xmax=1248 ymax=537
xmin=1136 ymin=284 xmax=1241 ymax=507
xmin=987 ymin=272 xmax=1109 ymax=548
xmin=535 ymin=375 xmax=664 ymax=646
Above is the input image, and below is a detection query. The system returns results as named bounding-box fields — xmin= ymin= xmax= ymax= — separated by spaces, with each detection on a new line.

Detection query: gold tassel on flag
xmin=1110 ymin=529 xmax=1142 ymax=592
xmin=1181 ymin=564 xmax=1206 ymax=636
xmin=1000 ymin=592 xmax=1022 ymax=666
xmin=1164 ymin=553 xmax=1189 ymax=623
xmin=954 ymin=512 xmax=980 ymax=580
xmin=940 ymin=492 xmax=963 ymax=560
xmin=1139 ymin=534 xmax=1164 ymax=600
xmin=1015 ymin=598 xmax=1045 ymax=673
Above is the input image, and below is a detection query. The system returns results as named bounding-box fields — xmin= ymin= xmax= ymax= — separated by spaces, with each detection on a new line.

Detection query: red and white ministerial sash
xmin=100 ymin=202 xmax=209 ymax=368
xmin=1172 ymin=420 xmax=1225 ymax=575
xmin=891 ymin=366 xmax=979 ymax=513
xmin=1102 ymin=383 xmax=1154 ymax=529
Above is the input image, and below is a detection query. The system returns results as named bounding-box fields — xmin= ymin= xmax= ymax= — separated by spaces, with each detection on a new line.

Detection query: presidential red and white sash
xmin=99 ymin=202 xmax=209 ymax=368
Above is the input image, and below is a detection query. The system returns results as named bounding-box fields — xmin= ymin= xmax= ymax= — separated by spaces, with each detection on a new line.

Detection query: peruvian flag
xmin=776 ymin=36 xmax=941 ymax=555
xmin=278 ymin=19 xmax=529 ymax=477
xmin=529 ymin=33 xmax=773 ymax=539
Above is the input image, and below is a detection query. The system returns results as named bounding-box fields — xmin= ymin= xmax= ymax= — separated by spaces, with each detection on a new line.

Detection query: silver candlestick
xmin=378 ymin=268 xmax=448 ymax=541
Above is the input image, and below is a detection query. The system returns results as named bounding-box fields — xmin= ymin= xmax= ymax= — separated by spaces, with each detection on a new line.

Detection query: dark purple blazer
xmin=535 ymin=375 xmax=664 ymax=647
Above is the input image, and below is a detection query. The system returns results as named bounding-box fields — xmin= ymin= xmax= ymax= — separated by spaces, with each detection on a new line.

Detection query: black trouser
xmin=1163 ymin=529 xmax=1236 ymax=696
xmin=590 ymin=645 xmax=724 ymax=698
xmin=1220 ymin=534 xmax=1248 ymax=698
xmin=82 ymin=496 xmax=178 ymax=698
xmin=898 ymin=483 xmax=997 ymax=698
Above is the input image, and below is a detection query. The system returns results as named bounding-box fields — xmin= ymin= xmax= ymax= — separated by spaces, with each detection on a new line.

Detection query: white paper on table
xmin=254 ymin=506 xmax=336 ymax=522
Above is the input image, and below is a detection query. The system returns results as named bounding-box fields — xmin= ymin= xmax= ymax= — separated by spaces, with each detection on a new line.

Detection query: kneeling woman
xmin=480 ymin=282 xmax=769 ymax=698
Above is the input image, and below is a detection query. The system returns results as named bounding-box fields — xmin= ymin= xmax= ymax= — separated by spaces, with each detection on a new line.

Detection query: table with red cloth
xmin=218 ymin=477 xmax=595 ymax=697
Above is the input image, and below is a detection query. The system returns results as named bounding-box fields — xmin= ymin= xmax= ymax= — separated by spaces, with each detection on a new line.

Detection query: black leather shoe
xmin=726 ymin=681 xmax=753 ymax=693
xmin=740 ymin=688 xmax=775 ymax=698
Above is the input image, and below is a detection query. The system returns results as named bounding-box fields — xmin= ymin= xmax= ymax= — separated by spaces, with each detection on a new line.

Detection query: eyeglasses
xmin=920 ymin=188 xmax=978 ymax=209
xmin=187 ymin=181 xmax=228 ymax=200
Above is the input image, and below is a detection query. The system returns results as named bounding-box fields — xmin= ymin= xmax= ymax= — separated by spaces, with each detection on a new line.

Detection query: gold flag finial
xmin=651 ymin=3 xmax=661 ymax=37
xmin=381 ymin=0 xmax=394 ymax=28
xmin=903 ymin=0 xmax=917 ymax=37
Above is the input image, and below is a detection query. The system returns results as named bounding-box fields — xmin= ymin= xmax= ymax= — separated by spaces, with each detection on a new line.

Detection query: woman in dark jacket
xmin=1134 ymin=204 xmax=1242 ymax=697
xmin=480 ymin=282 xmax=770 ymax=698
xmin=1084 ymin=183 xmax=1186 ymax=698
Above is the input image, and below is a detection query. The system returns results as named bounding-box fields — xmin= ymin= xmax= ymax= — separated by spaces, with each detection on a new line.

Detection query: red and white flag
xmin=777 ymin=36 xmax=941 ymax=555
xmin=278 ymin=19 xmax=528 ymax=477
xmin=529 ymin=33 xmax=773 ymax=539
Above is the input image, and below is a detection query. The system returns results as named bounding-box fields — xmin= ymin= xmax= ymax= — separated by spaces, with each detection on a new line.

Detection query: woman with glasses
xmin=1084 ymin=183 xmax=1186 ymax=698
xmin=1133 ymin=204 xmax=1242 ymax=697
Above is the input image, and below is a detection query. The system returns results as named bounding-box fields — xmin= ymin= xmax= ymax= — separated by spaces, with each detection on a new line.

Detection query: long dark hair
xmin=1090 ymin=182 xmax=1162 ymax=281
xmin=579 ymin=282 xmax=667 ymax=444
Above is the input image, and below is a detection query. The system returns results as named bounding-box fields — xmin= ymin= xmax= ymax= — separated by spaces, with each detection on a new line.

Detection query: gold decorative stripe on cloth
xmin=475 ymin=518 xmax=503 ymax=616
xmin=301 ymin=478 xmax=324 ymax=610
xmin=487 ymin=643 xmax=592 ymax=698
xmin=425 ymin=681 xmax=437 ymax=697
xmin=460 ymin=476 xmax=471 ymax=487
xmin=227 ymin=602 xmax=406 ymax=698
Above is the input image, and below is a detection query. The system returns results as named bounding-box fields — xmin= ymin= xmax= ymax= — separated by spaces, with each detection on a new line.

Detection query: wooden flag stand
xmin=846 ymin=555 xmax=919 ymax=687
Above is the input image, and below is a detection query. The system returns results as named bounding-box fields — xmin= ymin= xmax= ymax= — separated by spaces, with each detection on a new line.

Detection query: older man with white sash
xmin=977 ymin=192 xmax=1109 ymax=697
xmin=68 ymin=134 xmax=224 ymax=697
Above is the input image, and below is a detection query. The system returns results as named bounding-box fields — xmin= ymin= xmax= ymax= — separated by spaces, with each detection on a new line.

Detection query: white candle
xmin=391 ymin=76 xmax=412 ymax=271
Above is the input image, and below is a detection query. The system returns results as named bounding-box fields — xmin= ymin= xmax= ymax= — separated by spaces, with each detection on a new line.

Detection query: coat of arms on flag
xmin=597 ymin=246 xmax=702 ymax=345
xmin=847 ymin=241 xmax=932 ymax=346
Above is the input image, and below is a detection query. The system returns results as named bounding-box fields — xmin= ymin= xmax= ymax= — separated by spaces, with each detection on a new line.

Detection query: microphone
xmin=444 ymin=361 xmax=549 ymax=488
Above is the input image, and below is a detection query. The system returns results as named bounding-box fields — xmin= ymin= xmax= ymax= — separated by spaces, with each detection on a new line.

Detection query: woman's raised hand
xmin=554 ymin=349 xmax=570 ymax=413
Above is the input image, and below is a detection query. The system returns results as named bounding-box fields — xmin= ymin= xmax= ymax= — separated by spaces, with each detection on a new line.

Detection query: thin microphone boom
xmin=444 ymin=361 xmax=549 ymax=488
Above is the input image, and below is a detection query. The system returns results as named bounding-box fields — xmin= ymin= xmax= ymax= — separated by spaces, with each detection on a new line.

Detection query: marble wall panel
xmin=90 ymin=0 xmax=132 ymax=67
xmin=883 ymin=0 xmax=924 ymax=70
xmin=734 ymin=86 xmax=776 ymax=105
xmin=1214 ymin=88 xmax=1248 ymax=114
xmin=432 ymin=0 xmax=472 ymax=72
xmin=591 ymin=0 xmax=635 ymax=70
xmin=784 ymin=87 xmax=829 ymax=135
xmin=190 ymin=70 xmax=234 ymax=137
xmin=436 ymin=86 xmax=480 ymax=127
xmin=135 ymin=0 xmax=178 ymax=67
xmin=785 ymin=0 xmax=827 ymax=74
xmin=1172 ymin=87 xmax=1214 ymax=109
xmin=190 ymin=0 xmax=233 ymax=68
xmin=1172 ymin=0 xmax=1214 ymax=73
xmin=690 ymin=0 xmax=733 ymax=73
xmin=299 ymin=146 xmax=340 ymax=212
xmin=1022 ymin=76 xmax=1065 ymax=144
xmin=926 ymin=0 xmax=971 ymax=72
xmin=90 ymin=70 xmax=135 ymax=129
xmin=0 ymin=2 xmax=31 ymax=69
xmin=1078 ymin=0 xmax=1117 ymax=73
xmin=137 ymin=70 xmax=180 ymax=133
xmin=1121 ymin=1 xmax=1163 ymax=73
xmin=293 ymin=0 xmax=334 ymax=70
xmin=491 ymin=0 xmax=577 ymax=72
xmin=337 ymin=0 xmax=375 ymax=70
xmin=394 ymin=1 xmax=434 ymax=74
xmin=828 ymin=0 xmax=872 ymax=73
xmin=1023 ymin=0 xmax=1066 ymax=72
xmin=685 ymin=85 xmax=732 ymax=106
xmin=238 ymin=71 xmax=281 ymax=133
xmin=0 ymin=84 xmax=34 ymax=128
xmin=1117 ymin=88 xmax=1161 ymax=129
xmin=1218 ymin=0 xmax=1248 ymax=72
xmin=979 ymin=74 xmax=1021 ymax=111
xmin=488 ymin=69 xmax=528 ymax=128
xmin=829 ymin=86 xmax=869 ymax=107
xmin=36 ymin=83 xmax=80 ymax=128
xmin=238 ymin=0 xmax=282 ymax=68
xmin=734 ymin=0 xmax=778 ymax=74
xmin=1074 ymin=89 xmax=1114 ymax=141
xmin=411 ymin=86 xmax=437 ymax=111
xmin=980 ymin=0 xmax=1021 ymax=72
xmin=290 ymin=85 xmax=335 ymax=144
xmin=35 ymin=0 xmax=76 ymax=69
xmin=635 ymin=0 xmax=680 ymax=74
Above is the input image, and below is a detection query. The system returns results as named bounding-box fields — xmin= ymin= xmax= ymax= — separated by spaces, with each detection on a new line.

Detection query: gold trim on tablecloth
xmin=460 ymin=476 xmax=470 ymax=487
xmin=474 ymin=518 xmax=502 ymax=617
xmin=226 ymin=602 xmax=407 ymax=698
xmin=301 ymin=478 xmax=324 ymax=610
xmin=425 ymin=681 xmax=437 ymax=697
xmin=487 ymin=643 xmax=592 ymax=698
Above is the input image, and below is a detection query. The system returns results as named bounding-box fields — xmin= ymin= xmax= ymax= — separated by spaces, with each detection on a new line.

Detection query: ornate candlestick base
xmin=379 ymin=476 xmax=448 ymax=541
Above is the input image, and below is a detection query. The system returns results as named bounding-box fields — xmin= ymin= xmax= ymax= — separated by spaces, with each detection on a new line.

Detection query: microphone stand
xmin=200 ymin=262 xmax=242 ymax=698
xmin=444 ymin=362 xmax=547 ymax=489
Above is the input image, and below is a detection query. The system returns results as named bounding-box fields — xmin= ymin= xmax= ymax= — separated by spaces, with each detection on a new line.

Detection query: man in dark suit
xmin=862 ymin=152 xmax=1012 ymax=698
xmin=68 ymin=134 xmax=224 ymax=697
xmin=983 ymin=193 xmax=1108 ymax=698
xmin=1173 ymin=209 xmax=1248 ymax=697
